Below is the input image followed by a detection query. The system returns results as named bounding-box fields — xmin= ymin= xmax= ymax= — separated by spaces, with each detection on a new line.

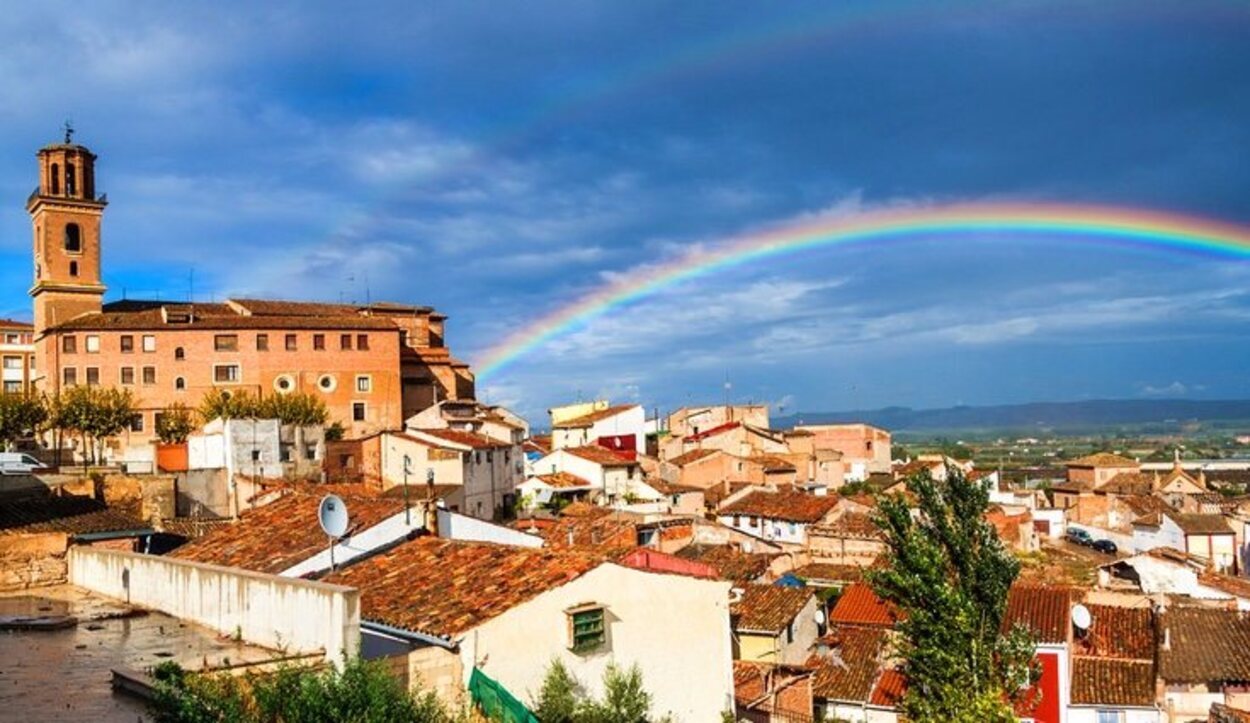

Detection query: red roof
xmin=869 ymin=669 xmax=906 ymax=708
xmin=829 ymin=583 xmax=898 ymax=628
xmin=564 ymin=445 xmax=637 ymax=467
xmin=410 ymin=428 xmax=510 ymax=449
xmin=720 ymin=489 xmax=838 ymax=524
xmin=552 ymin=404 xmax=639 ymax=429
xmin=685 ymin=422 xmax=740 ymax=442
xmin=1002 ymin=584 xmax=1072 ymax=645
xmin=617 ymin=548 xmax=719 ymax=580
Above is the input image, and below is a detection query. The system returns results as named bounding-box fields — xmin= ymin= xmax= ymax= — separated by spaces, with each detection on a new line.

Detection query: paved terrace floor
xmin=0 ymin=585 xmax=278 ymax=722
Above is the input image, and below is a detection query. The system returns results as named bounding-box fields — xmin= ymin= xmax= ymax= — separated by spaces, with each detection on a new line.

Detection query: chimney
xmin=426 ymin=502 xmax=440 ymax=538
xmin=1162 ymin=625 xmax=1170 ymax=651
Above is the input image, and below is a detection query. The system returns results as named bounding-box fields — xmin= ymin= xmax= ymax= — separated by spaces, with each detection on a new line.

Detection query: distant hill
xmin=774 ymin=399 xmax=1250 ymax=435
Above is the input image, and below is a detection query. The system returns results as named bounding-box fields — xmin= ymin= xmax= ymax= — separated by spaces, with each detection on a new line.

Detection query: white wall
xmin=68 ymin=547 xmax=359 ymax=664
xmin=282 ymin=508 xmax=427 ymax=577
xmin=1068 ymin=707 xmax=1159 ymax=723
xmin=717 ymin=513 xmax=808 ymax=545
xmin=461 ymin=445 xmax=522 ymax=520
xmin=590 ymin=406 xmax=646 ymax=455
xmin=437 ymin=509 xmax=542 ymax=548
xmin=1132 ymin=516 xmax=1185 ymax=555
xmin=462 ymin=563 xmax=733 ymax=721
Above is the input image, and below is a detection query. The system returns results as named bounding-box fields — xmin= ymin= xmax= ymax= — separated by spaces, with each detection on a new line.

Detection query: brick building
xmin=23 ymin=134 xmax=473 ymax=451
xmin=0 ymin=319 xmax=35 ymax=395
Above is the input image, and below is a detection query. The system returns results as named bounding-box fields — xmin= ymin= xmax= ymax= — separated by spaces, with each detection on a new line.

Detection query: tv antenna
xmin=318 ymin=495 xmax=350 ymax=570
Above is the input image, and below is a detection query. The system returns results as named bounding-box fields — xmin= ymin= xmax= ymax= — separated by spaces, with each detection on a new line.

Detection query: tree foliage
xmin=532 ymin=660 xmax=665 ymax=723
xmin=149 ymin=658 xmax=458 ymax=723
xmin=156 ymin=402 xmax=197 ymax=444
xmin=0 ymin=393 xmax=47 ymax=449
xmin=51 ymin=385 xmax=138 ymax=466
xmin=198 ymin=389 xmax=330 ymax=426
xmin=865 ymin=467 xmax=1037 ymax=722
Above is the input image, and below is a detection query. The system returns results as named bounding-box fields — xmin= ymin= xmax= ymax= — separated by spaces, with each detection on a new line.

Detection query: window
xmin=142 ymin=335 xmax=156 ymax=352
xmin=120 ymin=367 xmax=134 ymax=385
xmin=2 ymin=356 xmax=20 ymax=370
xmin=352 ymin=402 xmax=366 ymax=422
xmin=65 ymin=164 xmax=76 ymax=196
xmin=317 ymin=374 xmax=336 ymax=393
xmin=256 ymin=334 xmax=269 ymax=351
xmin=2 ymin=380 xmax=20 ymax=394
xmin=340 ymin=334 xmax=352 ymax=350
xmin=69 ymin=261 xmax=78 ymax=277
xmin=120 ymin=335 xmax=134 ymax=353
xmin=50 ymin=163 xmax=60 ymax=194
xmin=142 ymin=366 xmax=156 ymax=385
xmin=786 ymin=622 xmax=794 ymax=644
xmin=1095 ymin=712 xmax=1124 ymax=723
xmin=62 ymin=336 xmax=76 ymax=354
xmin=174 ymin=346 xmax=185 ymax=360
xmin=285 ymin=334 xmax=297 ymax=351
xmin=129 ymin=414 xmax=144 ymax=433
xmin=64 ymin=223 xmax=81 ymax=252
xmin=749 ymin=516 xmax=759 ymax=527
xmin=175 ymin=376 xmax=186 ymax=391
xmin=355 ymin=375 xmax=371 ymax=393
xmin=85 ymin=335 xmax=100 ymax=353
xmin=356 ymin=334 xmax=369 ymax=351
xmin=62 ymin=367 xmax=77 ymax=386
xmin=273 ymin=375 xmax=295 ymax=393
xmin=85 ymin=367 xmax=99 ymax=386
xmin=4 ymin=333 xmax=17 ymax=344
xmin=313 ymin=334 xmax=325 ymax=350
xmin=214 ymin=334 xmax=238 ymax=352
xmin=567 ymin=605 xmax=606 ymax=652
xmin=214 ymin=364 xmax=240 ymax=383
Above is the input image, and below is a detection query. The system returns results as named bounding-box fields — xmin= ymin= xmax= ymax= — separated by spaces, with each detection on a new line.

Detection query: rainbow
xmin=475 ymin=202 xmax=1250 ymax=380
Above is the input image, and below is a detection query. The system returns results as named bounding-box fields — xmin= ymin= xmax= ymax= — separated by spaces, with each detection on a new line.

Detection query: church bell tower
xmin=28 ymin=124 xmax=107 ymax=336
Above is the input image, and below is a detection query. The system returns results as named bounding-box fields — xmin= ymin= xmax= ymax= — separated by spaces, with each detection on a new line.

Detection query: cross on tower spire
xmin=63 ymin=120 xmax=74 ymax=144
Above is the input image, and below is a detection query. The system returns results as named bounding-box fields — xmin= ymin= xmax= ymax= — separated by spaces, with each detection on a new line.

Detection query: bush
xmin=157 ymin=402 xmax=197 ymax=444
xmin=198 ymin=390 xmax=330 ymax=427
xmin=532 ymin=660 xmax=665 ymax=722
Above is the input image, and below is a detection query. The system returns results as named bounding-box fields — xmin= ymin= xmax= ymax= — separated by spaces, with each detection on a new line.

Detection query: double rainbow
xmin=475 ymin=202 xmax=1250 ymax=380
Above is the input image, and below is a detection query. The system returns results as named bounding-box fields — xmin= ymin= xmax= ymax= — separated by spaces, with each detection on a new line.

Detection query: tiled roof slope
xmin=809 ymin=626 xmax=888 ymax=702
xmin=0 ymin=318 xmax=32 ymax=330
xmin=533 ymin=472 xmax=593 ymax=489
xmin=552 ymin=404 xmax=638 ymax=429
xmin=732 ymin=584 xmax=813 ymax=634
xmin=1159 ymin=607 xmax=1250 ymax=683
xmin=170 ymin=489 xmax=403 ymax=575
xmin=0 ymin=496 xmax=147 ymax=536
xmin=410 ymin=428 xmax=510 ymax=449
xmin=1069 ymin=658 xmax=1155 ymax=706
xmin=667 ymin=448 xmax=720 ymax=466
xmin=675 ymin=544 xmax=778 ymax=583
xmin=1066 ymin=452 xmax=1139 ymax=468
xmin=719 ymin=489 xmax=838 ymax=524
xmin=323 ymin=538 xmax=603 ymax=640
xmin=52 ymin=300 xmax=400 ymax=332
xmin=565 ymin=445 xmax=636 ymax=467
xmin=1078 ymin=604 xmax=1154 ymax=659
xmin=829 ymin=583 xmax=897 ymax=628
xmin=1002 ymin=584 xmax=1072 ymax=645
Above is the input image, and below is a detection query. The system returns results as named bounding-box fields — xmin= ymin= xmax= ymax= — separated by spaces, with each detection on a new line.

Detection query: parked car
xmin=1092 ymin=539 xmax=1118 ymax=555
xmin=1064 ymin=527 xmax=1094 ymax=546
xmin=0 ymin=452 xmax=47 ymax=476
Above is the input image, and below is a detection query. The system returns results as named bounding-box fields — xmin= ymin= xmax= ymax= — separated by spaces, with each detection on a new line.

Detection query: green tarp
xmin=469 ymin=667 xmax=539 ymax=723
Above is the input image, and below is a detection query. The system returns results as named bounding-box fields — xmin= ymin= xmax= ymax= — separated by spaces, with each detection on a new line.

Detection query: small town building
xmin=731 ymin=584 xmax=820 ymax=666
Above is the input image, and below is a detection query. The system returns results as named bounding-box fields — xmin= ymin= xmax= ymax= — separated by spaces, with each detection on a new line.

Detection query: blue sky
xmin=1 ymin=1 xmax=1248 ymax=419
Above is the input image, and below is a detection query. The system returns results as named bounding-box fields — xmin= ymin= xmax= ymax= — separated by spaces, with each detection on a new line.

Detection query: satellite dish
xmin=1071 ymin=604 xmax=1092 ymax=631
xmin=319 ymin=495 xmax=350 ymax=538
xmin=814 ymin=608 xmax=827 ymax=625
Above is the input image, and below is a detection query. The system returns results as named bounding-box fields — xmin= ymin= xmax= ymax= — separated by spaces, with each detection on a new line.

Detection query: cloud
xmin=1140 ymin=382 xmax=1189 ymax=397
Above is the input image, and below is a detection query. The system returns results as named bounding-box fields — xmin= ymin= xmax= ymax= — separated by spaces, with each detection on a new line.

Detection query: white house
xmin=406 ymin=399 xmax=529 ymax=444
xmin=381 ymin=429 xmax=523 ymax=520
xmin=327 ymin=537 xmax=735 ymax=720
xmin=716 ymin=488 xmax=838 ymax=547
xmin=551 ymin=404 xmax=646 ymax=456
xmin=1131 ymin=510 xmax=1236 ymax=572
xmin=532 ymin=445 xmax=650 ymax=505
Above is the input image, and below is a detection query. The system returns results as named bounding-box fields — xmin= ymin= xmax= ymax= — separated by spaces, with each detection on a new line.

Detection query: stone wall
xmin=0 ymin=532 xmax=69 ymax=592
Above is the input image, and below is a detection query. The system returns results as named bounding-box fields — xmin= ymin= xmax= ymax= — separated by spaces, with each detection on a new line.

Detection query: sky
xmin=1 ymin=1 xmax=1248 ymax=420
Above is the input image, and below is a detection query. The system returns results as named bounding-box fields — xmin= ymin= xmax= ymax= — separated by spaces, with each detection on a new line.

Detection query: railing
xmin=26 ymin=186 xmax=107 ymax=205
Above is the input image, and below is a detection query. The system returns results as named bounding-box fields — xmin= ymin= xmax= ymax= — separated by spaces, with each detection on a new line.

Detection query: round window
xmin=273 ymin=374 xmax=296 ymax=393
xmin=317 ymin=374 xmax=337 ymax=393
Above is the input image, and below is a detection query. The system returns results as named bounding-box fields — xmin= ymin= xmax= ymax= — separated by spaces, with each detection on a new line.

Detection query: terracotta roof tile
xmin=812 ymin=512 xmax=881 ymax=540
xmin=685 ymin=422 xmax=740 ymax=442
xmin=551 ymin=404 xmax=639 ymax=429
xmin=0 ymin=496 xmax=148 ymax=537
xmin=0 ymin=319 xmax=32 ymax=330
xmin=1098 ymin=472 xmax=1157 ymax=496
xmin=674 ymin=544 xmax=779 ymax=583
xmin=564 ymin=445 xmax=637 ymax=467
xmin=869 ymin=668 xmax=906 ymax=708
xmin=720 ymin=489 xmax=838 ymax=524
xmin=1172 ymin=513 xmax=1233 ymax=536
xmin=323 ymin=538 xmax=603 ymax=639
xmin=829 ymin=583 xmax=897 ymax=628
xmin=732 ymin=584 xmax=814 ymax=634
xmin=1002 ymin=584 xmax=1072 ymax=645
xmin=51 ymin=299 xmax=401 ymax=332
xmin=408 ymin=428 xmax=511 ymax=449
xmin=1066 ymin=452 xmax=1139 ymax=468
xmin=667 ymin=448 xmax=721 ymax=466
xmin=170 ymin=489 xmax=404 ymax=574
xmin=533 ymin=472 xmax=594 ymax=489
xmin=1159 ymin=607 xmax=1250 ymax=683
xmin=1075 ymin=604 xmax=1154 ymax=660
xmin=790 ymin=563 xmax=866 ymax=584
xmin=1069 ymin=658 xmax=1155 ymax=707
xmin=809 ymin=626 xmax=888 ymax=702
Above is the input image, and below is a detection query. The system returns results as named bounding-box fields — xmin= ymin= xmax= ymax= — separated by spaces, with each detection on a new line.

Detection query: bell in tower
xmin=27 ymin=125 xmax=107 ymax=338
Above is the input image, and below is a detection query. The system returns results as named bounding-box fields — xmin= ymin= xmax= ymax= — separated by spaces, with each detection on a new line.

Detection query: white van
xmin=0 ymin=452 xmax=46 ymax=476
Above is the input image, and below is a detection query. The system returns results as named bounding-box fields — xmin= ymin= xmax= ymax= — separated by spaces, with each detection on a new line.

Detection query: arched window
xmin=69 ymin=261 xmax=78 ymax=277
xmin=65 ymin=164 xmax=77 ymax=197
xmin=50 ymin=164 xmax=60 ymax=195
xmin=174 ymin=347 xmax=185 ymax=360
xmin=64 ymin=223 xmax=81 ymax=253
xmin=175 ymin=377 xmax=186 ymax=391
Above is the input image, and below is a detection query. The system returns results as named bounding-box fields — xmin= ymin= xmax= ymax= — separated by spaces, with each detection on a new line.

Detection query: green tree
xmin=198 ymin=389 xmax=329 ymax=427
xmin=0 ymin=393 xmax=46 ymax=450
xmin=156 ymin=402 xmax=197 ymax=444
xmin=532 ymin=660 xmax=580 ymax=723
xmin=198 ymin=388 xmax=257 ymax=422
xmin=150 ymin=658 xmax=458 ymax=723
xmin=532 ymin=660 xmax=664 ymax=723
xmin=866 ymin=467 xmax=1037 ymax=722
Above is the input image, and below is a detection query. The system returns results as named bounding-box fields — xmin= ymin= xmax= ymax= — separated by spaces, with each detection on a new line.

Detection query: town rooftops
xmin=667 ymin=448 xmax=721 ymax=466
xmin=406 ymin=428 xmax=511 ymax=450
xmin=731 ymin=584 xmax=813 ymax=635
xmin=1066 ymin=452 xmax=1139 ymax=468
xmin=532 ymin=471 xmax=594 ymax=489
xmin=323 ymin=537 xmax=604 ymax=641
xmin=1097 ymin=472 xmax=1156 ymax=496
xmin=674 ymin=544 xmax=779 ymax=583
xmin=809 ymin=626 xmax=889 ymax=703
xmin=829 ymin=583 xmax=898 ymax=628
xmin=50 ymin=299 xmax=406 ymax=332
xmin=563 ymin=445 xmax=637 ymax=467
xmin=551 ymin=404 xmax=638 ymax=429
xmin=1002 ymin=584 xmax=1072 ymax=645
xmin=170 ymin=488 xmax=404 ymax=575
xmin=685 ymin=421 xmax=740 ymax=442
xmin=0 ymin=318 xmax=32 ymax=330
xmin=719 ymin=489 xmax=838 ymax=524
xmin=0 ymin=495 xmax=148 ymax=539
xmin=1131 ymin=509 xmax=1233 ymax=535
xmin=1069 ymin=658 xmax=1155 ymax=707
xmin=1159 ymin=607 xmax=1250 ymax=683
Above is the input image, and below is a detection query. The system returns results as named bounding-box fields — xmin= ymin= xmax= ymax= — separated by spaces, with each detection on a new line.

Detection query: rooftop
xmin=719 ymin=489 xmax=838 ymax=524
xmin=674 ymin=543 xmax=779 ymax=582
xmin=51 ymin=299 xmax=406 ymax=333
xmin=1069 ymin=658 xmax=1156 ymax=707
xmin=169 ymin=488 xmax=404 ymax=575
xmin=809 ymin=626 xmax=889 ymax=703
xmin=1002 ymin=584 xmax=1072 ymax=645
xmin=731 ymin=584 xmax=814 ymax=635
xmin=407 ymin=427 xmax=511 ymax=450
xmin=551 ymin=404 xmax=639 ymax=429
xmin=323 ymin=537 xmax=604 ymax=640
xmin=1159 ymin=607 xmax=1250 ymax=683
xmin=1075 ymin=603 xmax=1154 ymax=660
xmin=828 ymin=583 xmax=897 ymax=628
xmin=532 ymin=471 xmax=594 ymax=489
xmin=667 ymin=448 xmax=721 ymax=467
xmin=563 ymin=445 xmax=637 ymax=467
xmin=1066 ymin=452 xmax=1139 ymax=468
xmin=0 ymin=495 xmax=148 ymax=538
